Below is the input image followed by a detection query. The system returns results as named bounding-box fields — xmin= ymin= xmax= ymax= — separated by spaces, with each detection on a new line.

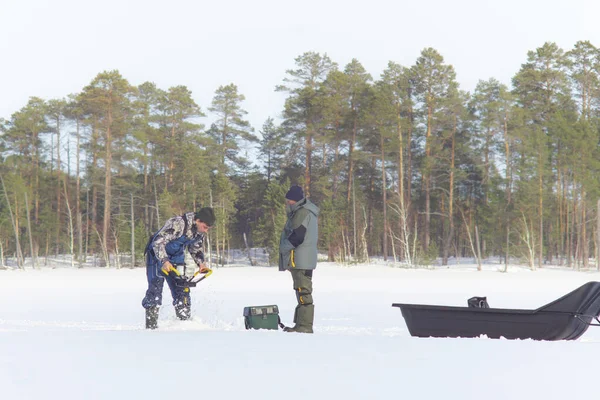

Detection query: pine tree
xmin=277 ymin=52 xmax=337 ymax=197
xmin=411 ymin=47 xmax=457 ymax=252
xmin=565 ymin=41 xmax=600 ymax=120
xmin=79 ymin=70 xmax=135 ymax=264
xmin=258 ymin=117 xmax=287 ymax=183
xmin=208 ymin=83 xmax=257 ymax=171
xmin=512 ymin=42 xmax=574 ymax=268
xmin=255 ymin=178 xmax=288 ymax=264
xmin=317 ymin=70 xmax=351 ymax=201
xmin=157 ymin=85 xmax=205 ymax=189
xmin=47 ymin=98 xmax=68 ymax=256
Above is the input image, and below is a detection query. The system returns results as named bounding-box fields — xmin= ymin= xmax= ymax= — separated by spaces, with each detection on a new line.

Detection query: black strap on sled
xmin=277 ymin=316 xmax=287 ymax=330
xmin=573 ymin=314 xmax=600 ymax=326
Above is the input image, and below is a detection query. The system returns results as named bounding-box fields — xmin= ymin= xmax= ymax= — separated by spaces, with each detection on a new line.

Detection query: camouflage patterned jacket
xmin=151 ymin=212 xmax=205 ymax=266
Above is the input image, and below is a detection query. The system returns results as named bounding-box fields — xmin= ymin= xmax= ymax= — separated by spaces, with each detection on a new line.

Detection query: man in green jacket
xmin=279 ymin=185 xmax=320 ymax=333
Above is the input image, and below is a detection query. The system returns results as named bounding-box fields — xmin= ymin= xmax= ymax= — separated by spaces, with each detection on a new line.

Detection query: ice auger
xmin=163 ymin=265 xmax=213 ymax=288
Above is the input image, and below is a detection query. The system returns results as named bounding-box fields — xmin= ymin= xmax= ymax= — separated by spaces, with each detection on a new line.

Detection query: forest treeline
xmin=1 ymin=40 xmax=600 ymax=270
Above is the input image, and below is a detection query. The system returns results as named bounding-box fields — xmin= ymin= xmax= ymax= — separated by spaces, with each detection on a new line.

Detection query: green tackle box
xmin=243 ymin=305 xmax=280 ymax=330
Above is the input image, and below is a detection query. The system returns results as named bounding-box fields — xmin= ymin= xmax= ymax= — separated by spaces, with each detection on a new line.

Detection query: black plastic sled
xmin=392 ymin=281 xmax=600 ymax=341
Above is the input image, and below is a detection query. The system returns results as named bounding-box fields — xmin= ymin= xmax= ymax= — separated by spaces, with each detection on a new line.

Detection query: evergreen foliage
xmin=2 ymin=42 xmax=600 ymax=268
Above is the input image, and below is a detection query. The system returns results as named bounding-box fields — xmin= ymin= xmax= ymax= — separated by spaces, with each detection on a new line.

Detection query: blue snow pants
xmin=141 ymin=234 xmax=194 ymax=309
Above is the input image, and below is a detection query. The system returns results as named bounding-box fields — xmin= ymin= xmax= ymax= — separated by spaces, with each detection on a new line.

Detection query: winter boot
xmin=283 ymin=304 xmax=314 ymax=333
xmin=145 ymin=306 xmax=159 ymax=329
xmin=175 ymin=302 xmax=191 ymax=321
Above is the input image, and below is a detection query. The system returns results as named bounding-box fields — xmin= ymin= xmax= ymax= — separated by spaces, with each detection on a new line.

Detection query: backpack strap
xmin=181 ymin=213 xmax=189 ymax=237
xmin=143 ymin=233 xmax=155 ymax=256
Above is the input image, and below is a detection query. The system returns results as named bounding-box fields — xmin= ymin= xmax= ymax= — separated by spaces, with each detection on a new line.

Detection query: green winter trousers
xmin=290 ymin=269 xmax=314 ymax=331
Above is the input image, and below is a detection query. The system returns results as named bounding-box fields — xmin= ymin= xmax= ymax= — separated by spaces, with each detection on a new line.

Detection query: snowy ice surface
xmin=1 ymin=261 xmax=600 ymax=400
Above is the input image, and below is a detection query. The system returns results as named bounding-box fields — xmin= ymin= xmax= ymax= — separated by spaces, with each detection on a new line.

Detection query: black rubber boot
xmin=175 ymin=303 xmax=191 ymax=321
xmin=283 ymin=304 xmax=314 ymax=333
xmin=145 ymin=306 xmax=159 ymax=329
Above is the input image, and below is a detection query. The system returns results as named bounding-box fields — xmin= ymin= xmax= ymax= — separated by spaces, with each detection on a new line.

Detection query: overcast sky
xmin=1 ymin=0 xmax=598 ymax=134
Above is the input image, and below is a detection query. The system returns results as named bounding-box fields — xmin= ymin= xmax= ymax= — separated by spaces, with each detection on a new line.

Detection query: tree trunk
xmin=367 ymin=157 xmax=375 ymax=254
xmin=424 ymin=102 xmax=432 ymax=251
xmin=102 ymin=104 xmax=113 ymax=266
xmin=222 ymin=117 xmax=228 ymax=166
xmin=64 ymin=179 xmax=75 ymax=268
xmin=77 ymin=212 xmax=83 ymax=267
xmin=582 ymin=192 xmax=588 ymax=268
xmin=352 ymin=181 xmax=357 ymax=259
xmin=443 ymin=119 xmax=456 ymax=265
xmin=85 ymin=188 xmax=90 ymax=260
xmin=332 ymin=142 xmax=340 ymax=200
xmin=381 ymin=132 xmax=388 ymax=261
xmin=91 ymin=118 xmax=99 ymax=251
xmin=221 ymin=200 xmax=226 ymax=267
xmin=153 ymin=175 xmax=160 ymax=225
xmin=14 ymin=193 xmax=24 ymax=267
xmin=170 ymin=119 xmax=177 ymax=187
xmin=475 ymin=225 xmax=483 ymax=270
xmin=407 ymin=100 xmax=413 ymax=216
xmin=565 ymin=178 xmax=571 ymax=267
xmin=0 ymin=174 xmax=24 ymax=269
xmin=56 ymin=114 xmax=61 ymax=257
xmin=144 ymin=143 xmax=149 ymax=235
xmin=0 ymin=240 xmax=5 ymax=268
xmin=396 ymin=107 xmax=405 ymax=261
xmin=597 ymin=199 xmax=600 ymax=271
xmin=34 ymin=129 xmax=40 ymax=223
xmin=92 ymin=185 xmax=98 ymax=228
xmin=568 ymin=187 xmax=574 ymax=268
xmin=75 ymin=118 xmax=81 ymax=261
xmin=504 ymin=219 xmax=510 ymax=272
xmin=131 ymin=193 xmax=135 ymax=268
xmin=25 ymin=192 xmax=37 ymax=269
xmin=504 ymin=113 xmax=512 ymax=204
xmin=305 ymin=124 xmax=312 ymax=197
xmin=45 ymin=232 xmax=49 ymax=266
xmin=538 ymin=151 xmax=543 ymax=269
xmin=346 ymin=118 xmax=357 ymax=205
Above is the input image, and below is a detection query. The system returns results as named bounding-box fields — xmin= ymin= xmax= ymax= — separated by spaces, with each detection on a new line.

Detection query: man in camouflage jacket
xmin=142 ymin=207 xmax=215 ymax=329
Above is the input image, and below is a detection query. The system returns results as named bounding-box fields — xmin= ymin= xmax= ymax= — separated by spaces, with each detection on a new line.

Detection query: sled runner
xmin=392 ymin=281 xmax=600 ymax=341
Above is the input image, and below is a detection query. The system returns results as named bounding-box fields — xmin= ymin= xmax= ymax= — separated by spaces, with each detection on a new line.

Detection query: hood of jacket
xmin=289 ymin=198 xmax=320 ymax=217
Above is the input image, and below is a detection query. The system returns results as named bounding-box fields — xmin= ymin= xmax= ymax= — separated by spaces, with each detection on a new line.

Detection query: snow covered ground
xmin=1 ymin=260 xmax=600 ymax=400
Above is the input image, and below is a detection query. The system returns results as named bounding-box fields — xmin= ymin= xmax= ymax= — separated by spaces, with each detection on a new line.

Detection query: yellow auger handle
xmin=193 ymin=269 xmax=213 ymax=278
xmin=189 ymin=268 xmax=213 ymax=284
xmin=163 ymin=266 xmax=212 ymax=282
xmin=162 ymin=266 xmax=181 ymax=277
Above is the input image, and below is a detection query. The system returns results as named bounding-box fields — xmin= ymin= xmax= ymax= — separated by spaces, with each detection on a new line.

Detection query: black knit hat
xmin=285 ymin=185 xmax=304 ymax=202
xmin=194 ymin=207 xmax=216 ymax=227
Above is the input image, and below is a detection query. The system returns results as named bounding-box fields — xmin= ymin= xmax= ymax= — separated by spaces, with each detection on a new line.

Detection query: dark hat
xmin=194 ymin=207 xmax=216 ymax=227
xmin=285 ymin=185 xmax=304 ymax=202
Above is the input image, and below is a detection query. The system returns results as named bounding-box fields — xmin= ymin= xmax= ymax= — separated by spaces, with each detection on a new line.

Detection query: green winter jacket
xmin=279 ymin=198 xmax=320 ymax=271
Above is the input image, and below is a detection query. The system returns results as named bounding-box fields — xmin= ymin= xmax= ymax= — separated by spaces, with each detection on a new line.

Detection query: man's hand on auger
xmin=198 ymin=263 xmax=210 ymax=274
xmin=162 ymin=261 xmax=174 ymax=274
